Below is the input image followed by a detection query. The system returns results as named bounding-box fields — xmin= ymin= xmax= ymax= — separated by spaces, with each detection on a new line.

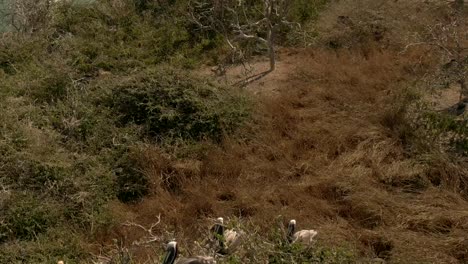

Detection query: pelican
xmin=162 ymin=241 xmax=216 ymax=264
xmin=287 ymin=219 xmax=318 ymax=245
xmin=212 ymin=217 xmax=243 ymax=255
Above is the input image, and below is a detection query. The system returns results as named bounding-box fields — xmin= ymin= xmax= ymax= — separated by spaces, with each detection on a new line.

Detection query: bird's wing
xmin=224 ymin=230 xmax=238 ymax=243
xmin=293 ymin=230 xmax=318 ymax=244
xmin=224 ymin=229 xmax=243 ymax=253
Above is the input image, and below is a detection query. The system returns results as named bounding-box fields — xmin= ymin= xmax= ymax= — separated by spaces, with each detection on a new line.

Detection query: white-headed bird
xmin=212 ymin=217 xmax=243 ymax=255
xmin=287 ymin=219 xmax=318 ymax=245
xmin=162 ymin=241 xmax=216 ymax=264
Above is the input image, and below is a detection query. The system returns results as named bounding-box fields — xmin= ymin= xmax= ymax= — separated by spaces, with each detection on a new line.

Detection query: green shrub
xmin=420 ymin=111 xmax=468 ymax=156
xmin=5 ymin=61 xmax=73 ymax=104
xmin=381 ymin=88 xmax=467 ymax=156
xmin=0 ymin=193 xmax=60 ymax=241
xmin=0 ymin=227 xmax=88 ymax=264
xmin=50 ymin=0 xmax=220 ymax=74
xmin=115 ymin=150 xmax=149 ymax=203
xmin=0 ymin=150 xmax=65 ymax=192
xmin=0 ymin=35 xmax=48 ymax=76
xmin=289 ymin=0 xmax=329 ymax=23
xmin=0 ymin=0 xmax=250 ymax=261
xmin=45 ymin=100 xmax=98 ymax=144
xmin=105 ymin=67 xmax=250 ymax=142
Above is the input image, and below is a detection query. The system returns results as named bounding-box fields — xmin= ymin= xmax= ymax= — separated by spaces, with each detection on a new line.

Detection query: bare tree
xmin=190 ymin=0 xmax=297 ymax=85
xmin=0 ymin=0 xmax=54 ymax=33
xmin=401 ymin=5 xmax=467 ymax=101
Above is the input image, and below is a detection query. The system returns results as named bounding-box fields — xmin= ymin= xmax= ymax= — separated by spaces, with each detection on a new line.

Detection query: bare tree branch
xmin=189 ymin=0 xmax=299 ymax=84
xmin=122 ymin=214 xmax=162 ymax=246
xmin=400 ymin=15 xmax=467 ymax=100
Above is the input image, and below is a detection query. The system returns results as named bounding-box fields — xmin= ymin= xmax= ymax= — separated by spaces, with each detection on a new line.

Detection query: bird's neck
xmin=287 ymin=224 xmax=295 ymax=242
xmin=162 ymin=246 xmax=177 ymax=264
xmin=213 ymin=224 xmax=226 ymax=253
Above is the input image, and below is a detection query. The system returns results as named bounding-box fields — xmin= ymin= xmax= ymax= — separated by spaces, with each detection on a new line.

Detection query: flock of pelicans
xmin=162 ymin=218 xmax=318 ymax=264
xmin=58 ymin=218 xmax=318 ymax=264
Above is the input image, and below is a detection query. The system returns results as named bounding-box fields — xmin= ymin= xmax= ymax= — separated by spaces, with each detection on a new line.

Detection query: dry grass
xmin=312 ymin=0 xmax=454 ymax=50
xmin=98 ymin=45 xmax=468 ymax=263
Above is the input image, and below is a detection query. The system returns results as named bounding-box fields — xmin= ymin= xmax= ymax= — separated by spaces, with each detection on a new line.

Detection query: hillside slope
xmin=0 ymin=1 xmax=467 ymax=263
xmin=112 ymin=47 xmax=468 ymax=263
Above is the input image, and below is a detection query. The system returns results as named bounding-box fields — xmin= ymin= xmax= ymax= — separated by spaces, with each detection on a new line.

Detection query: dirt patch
xmin=424 ymin=85 xmax=462 ymax=111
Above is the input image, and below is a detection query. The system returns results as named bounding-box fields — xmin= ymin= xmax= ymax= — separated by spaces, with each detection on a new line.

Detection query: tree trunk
xmin=267 ymin=26 xmax=275 ymax=72
xmin=265 ymin=0 xmax=275 ymax=72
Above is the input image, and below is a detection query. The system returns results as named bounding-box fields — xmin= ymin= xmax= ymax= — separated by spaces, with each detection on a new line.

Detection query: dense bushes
xmin=49 ymin=0 xmax=222 ymax=73
xmin=0 ymin=193 xmax=60 ymax=241
xmin=115 ymin=150 xmax=149 ymax=203
xmin=106 ymin=67 xmax=249 ymax=141
xmin=289 ymin=0 xmax=329 ymax=23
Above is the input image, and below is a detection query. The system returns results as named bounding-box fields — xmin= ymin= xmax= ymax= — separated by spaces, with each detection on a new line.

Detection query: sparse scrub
xmin=381 ymin=88 xmax=468 ymax=196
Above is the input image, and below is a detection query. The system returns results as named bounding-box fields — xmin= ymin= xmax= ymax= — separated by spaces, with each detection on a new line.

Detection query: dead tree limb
xmin=122 ymin=214 xmax=162 ymax=246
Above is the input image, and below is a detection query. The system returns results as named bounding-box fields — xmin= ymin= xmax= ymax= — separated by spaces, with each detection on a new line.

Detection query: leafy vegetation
xmin=105 ymin=67 xmax=249 ymax=141
xmin=0 ymin=0 xmax=253 ymax=261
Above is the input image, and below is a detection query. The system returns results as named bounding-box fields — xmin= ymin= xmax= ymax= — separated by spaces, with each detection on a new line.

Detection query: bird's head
xmin=163 ymin=241 xmax=178 ymax=264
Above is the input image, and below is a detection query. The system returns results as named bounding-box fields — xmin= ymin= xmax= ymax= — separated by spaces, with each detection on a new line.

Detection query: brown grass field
xmin=102 ymin=45 xmax=468 ymax=263
xmin=94 ymin=1 xmax=468 ymax=262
